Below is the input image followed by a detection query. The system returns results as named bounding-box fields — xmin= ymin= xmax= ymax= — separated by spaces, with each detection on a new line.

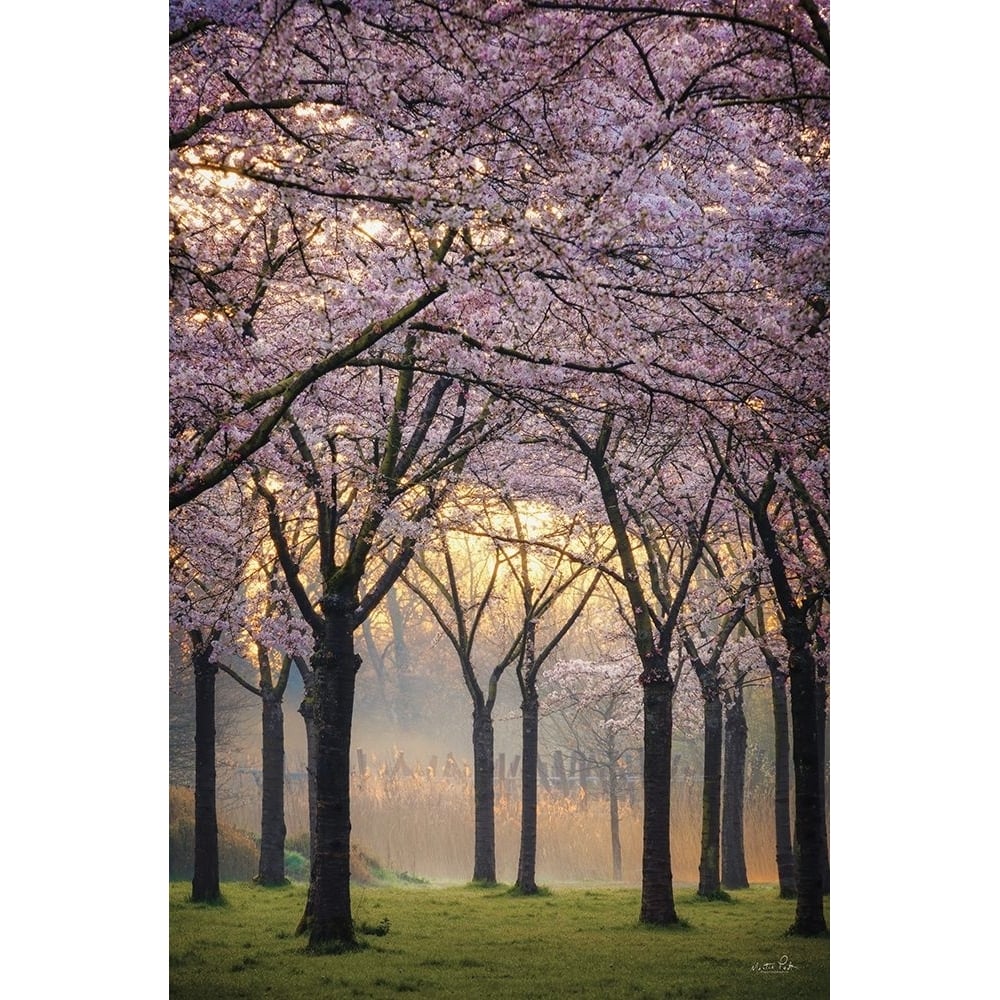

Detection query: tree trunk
xmin=295 ymin=680 xmax=318 ymax=933
xmin=608 ymin=759 xmax=623 ymax=882
xmin=768 ymin=659 xmax=797 ymax=897
xmin=471 ymin=706 xmax=497 ymax=883
xmin=721 ymin=692 xmax=749 ymax=890
xmin=553 ymin=750 xmax=568 ymax=795
xmin=698 ymin=690 xmax=723 ymax=897
xmin=515 ymin=690 xmax=539 ymax=893
xmin=816 ymin=672 xmax=830 ymax=895
xmin=639 ymin=660 xmax=678 ymax=925
xmin=361 ymin=618 xmax=395 ymax=726
xmin=304 ymin=595 xmax=359 ymax=949
xmin=300 ymin=693 xmax=318 ymax=854
xmin=257 ymin=692 xmax=287 ymax=885
xmin=748 ymin=494 xmax=825 ymax=931
xmin=191 ymin=637 xmax=220 ymax=903
xmin=786 ymin=622 xmax=827 ymax=935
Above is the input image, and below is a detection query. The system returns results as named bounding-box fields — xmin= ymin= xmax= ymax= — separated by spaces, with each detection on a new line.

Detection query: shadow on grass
xmin=252 ymin=876 xmax=293 ymax=888
xmin=186 ymin=894 xmax=229 ymax=908
xmin=688 ymin=889 xmax=737 ymax=904
xmin=637 ymin=917 xmax=693 ymax=932
xmin=506 ymin=884 xmax=554 ymax=898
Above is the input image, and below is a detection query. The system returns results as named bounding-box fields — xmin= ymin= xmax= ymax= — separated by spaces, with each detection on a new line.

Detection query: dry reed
xmin=218 ymin=749 xmax=780 ymax=885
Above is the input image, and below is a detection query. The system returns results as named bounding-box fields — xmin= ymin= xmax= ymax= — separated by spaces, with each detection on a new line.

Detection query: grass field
xmin=169 ymin=881 xmax=829 ymax=999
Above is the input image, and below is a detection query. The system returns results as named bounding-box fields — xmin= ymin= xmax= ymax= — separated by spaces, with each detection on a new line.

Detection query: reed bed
xmin=220 ymin=749 xmax=780 ymax=885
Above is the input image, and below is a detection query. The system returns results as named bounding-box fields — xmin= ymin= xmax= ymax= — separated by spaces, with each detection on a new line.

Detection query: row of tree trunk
xmin=189 ymin=652 xmax=813 ymax=894
xmin=188 ymin=627 xmax=825 ymax=928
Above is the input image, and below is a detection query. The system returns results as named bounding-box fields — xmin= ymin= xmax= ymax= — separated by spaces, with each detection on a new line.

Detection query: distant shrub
xmin=352 ymin=847 xmax=428 ymax=886
xmin=350 ymin=845 xmax=379 ymax=885
xmin=284 ymin=850 xmax=309 ymax=882
xmin=274 ymin=837 xmax=381 ymax=885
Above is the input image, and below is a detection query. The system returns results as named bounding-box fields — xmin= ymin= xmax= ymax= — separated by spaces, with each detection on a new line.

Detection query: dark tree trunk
xmin=471 ymin=706 xmax=497 ymax=883
xmin=257 ymin=693 xmax=287 ymax=885
xmin=786 ymin=621 xmax=827 ymax=935
xmin=300 ymin=692 xmax=318 ymax=859
xmin=697 ymin=691 xmax=723 ymax=897
xmin=721 ymin=693 xmax=749 ymax=890
xmin=294 ymin=683 xmax=318 ymax=935
xmin=191 ymin=636 xmax=220 ymax=903
xmin=816 ymin=672 xmax=830 ymax=895
xmin=608 ymin=759 xmax=623 ymax=881
xmin=639 ymin=660 xmax=678 ymax=925
xmin=515 ymin=690 xmax=540 ymax=893
xmin=748 ymin=491 xmax=825 ymax=931
xmin=304 ymin=594 xmax=359 ymax=949
xmin=768 ymin=658 xmax=797 ymax=897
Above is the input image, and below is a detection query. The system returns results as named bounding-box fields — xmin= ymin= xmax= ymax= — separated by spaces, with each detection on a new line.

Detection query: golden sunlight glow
xmin=356 ymin=218 xmax=388 ymax=240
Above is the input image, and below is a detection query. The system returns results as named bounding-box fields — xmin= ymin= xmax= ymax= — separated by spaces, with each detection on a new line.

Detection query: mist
xmin=171 ymin=605 xmax=789 ymax=886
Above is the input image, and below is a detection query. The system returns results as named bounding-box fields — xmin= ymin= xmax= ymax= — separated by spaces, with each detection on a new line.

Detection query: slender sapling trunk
xmin=192 ymin=634 xmax=220 ymax=903
xmin=471 ymin=705 xmax=497 ymax=884
xmin=697 ymin=689 xmax=723 ymax=896
xmin=721 ymin=691 xmax=749 ymax=890
xmin=515 ymin=689 xmax=540 ymax=893
xmin=257 ymin=692 xmax=287 ymax=885
xmin=639 ymin=659 xmax=678 ymax=925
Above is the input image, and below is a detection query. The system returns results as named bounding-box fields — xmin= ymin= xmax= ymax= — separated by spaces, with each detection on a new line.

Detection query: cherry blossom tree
xmin=683 ymin=538 xmax=770 ymax=892
xmin=705 ymin=428 xmax=828 ymax=933
xmin=169 ymin=635 xmax=249 ymax=789
xmin=491 ymin=497 xmax=607 ymax=894
xmin=170 ymin=482 xmax=263 ymax=903
xmin=169 ymin=0 xmax=829 ymax=942
xmin=544 ymin=652 xmax=644 ymax=881
xmin=246 ymin=337 xmax=497 ymax=943
xmin=216 ymin=639 xmax=296 ymax=886
xmin=679 ymin=600 xmax=746 ymax=897
xmin=400 ymin=485 xmax=602 ymax=887
xmin=402 ymin=512 xmax=519 ymax=885
xmin=737 ymin=576 xmax=796 ymax=896
xmin=548 ymin=405 xmax=731 ymax=924
xmin=168 ymin=0 xmax=604 ymax=511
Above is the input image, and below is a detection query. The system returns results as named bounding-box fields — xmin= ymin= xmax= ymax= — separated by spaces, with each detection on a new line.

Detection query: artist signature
xmin=751 ymin=955 xmax=797 ymax=973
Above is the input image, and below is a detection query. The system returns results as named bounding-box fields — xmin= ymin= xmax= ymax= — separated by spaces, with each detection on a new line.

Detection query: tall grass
xmin=218 ymin=750 xmax=779 ymax=885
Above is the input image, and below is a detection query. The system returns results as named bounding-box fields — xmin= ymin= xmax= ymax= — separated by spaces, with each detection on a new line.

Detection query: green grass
xmin=169 ymin=881 xmax=828 ymax=999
